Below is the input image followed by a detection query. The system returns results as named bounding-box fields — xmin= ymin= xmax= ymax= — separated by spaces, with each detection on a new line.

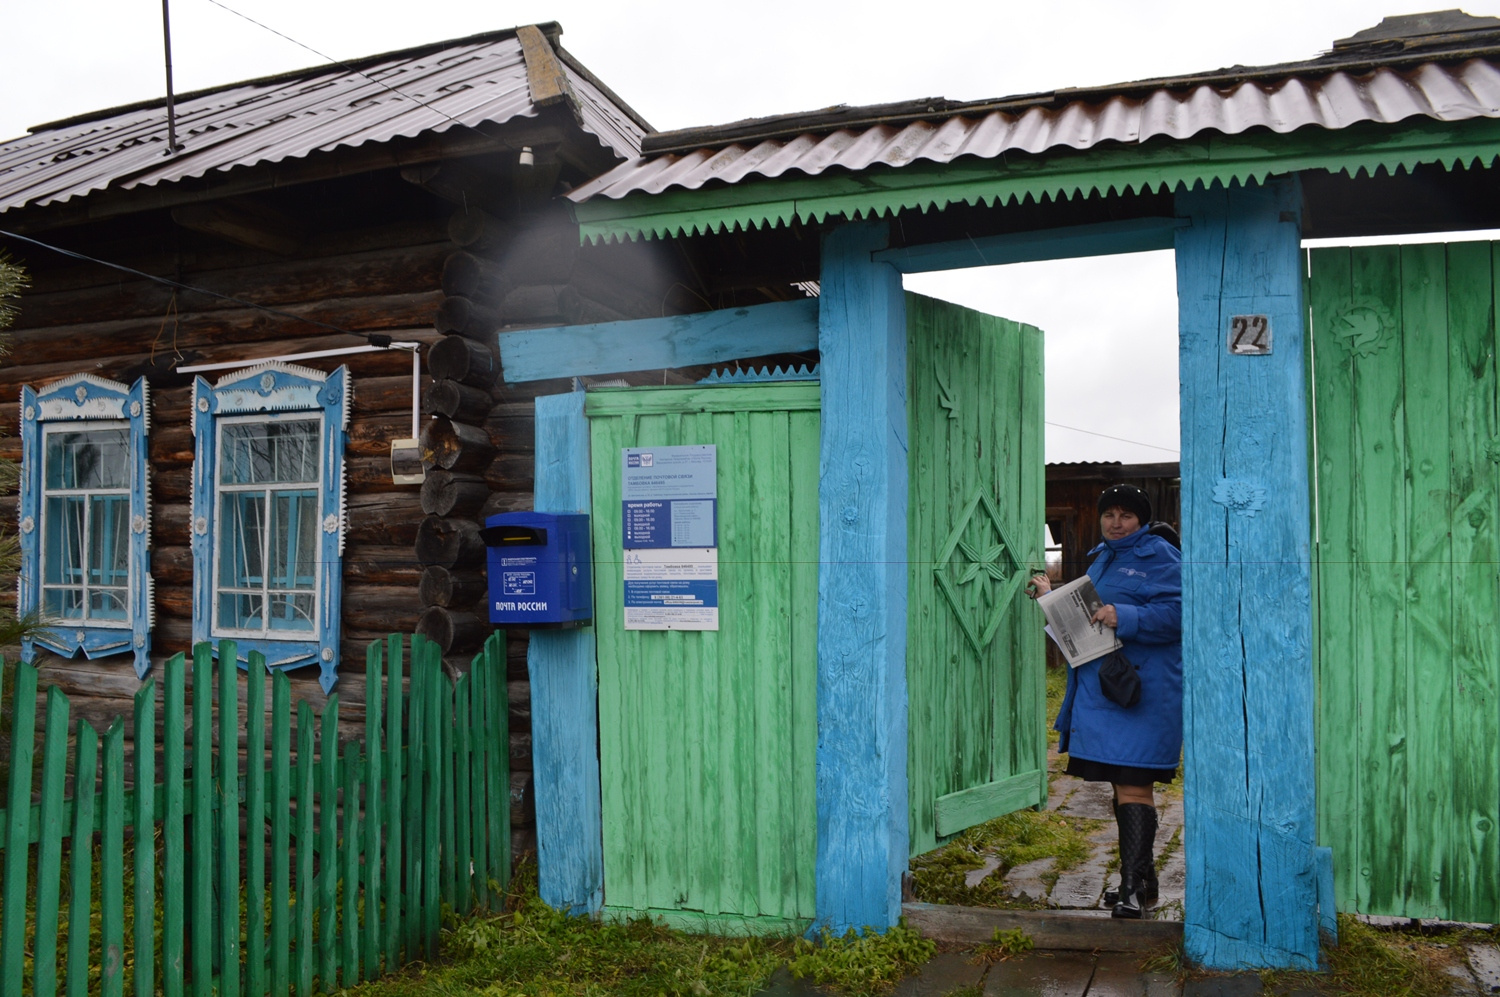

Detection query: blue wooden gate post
xmin=528 ymin=390 xmax=605 ymax=914
xmin=815 ymin=220 xmax=911 ymax=933
xmin=1175 ymin=178 xmax=1333 ymax=969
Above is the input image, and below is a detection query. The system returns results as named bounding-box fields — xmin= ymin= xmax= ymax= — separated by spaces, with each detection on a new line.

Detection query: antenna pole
xmin=161 ymin=0 xmax=181 ymax=154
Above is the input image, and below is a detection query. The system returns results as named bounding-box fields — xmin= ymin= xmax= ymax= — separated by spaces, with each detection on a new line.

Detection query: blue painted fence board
xmin=527 ymin=390 xmax=605 ymax=914
xmin=498 ymin=298 xmax=819 ymax=383
xmin=1174 ymin=178 xmax=1322 ymax=970
xmin=814 ymin=220 xmax=910 ymax=933
xmin=873 ymin=216 xmax=1189 ymax=274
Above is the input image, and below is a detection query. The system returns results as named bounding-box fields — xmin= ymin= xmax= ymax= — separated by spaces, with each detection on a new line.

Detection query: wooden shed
xmin=487 ymin=9 xmax=1500 ymax=971
xmin=0 ymin=22 xmax=699 ymax=858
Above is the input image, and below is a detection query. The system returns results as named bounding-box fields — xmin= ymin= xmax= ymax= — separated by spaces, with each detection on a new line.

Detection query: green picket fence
xmin=0 ymin=631 xmax=511 ymax=996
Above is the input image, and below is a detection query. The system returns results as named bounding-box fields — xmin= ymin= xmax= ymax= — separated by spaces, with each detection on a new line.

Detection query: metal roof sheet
xmin=0 ymin=25 xmax=648 ymax=215
xmin=571 ymin=58 xmax=1500 ymax=204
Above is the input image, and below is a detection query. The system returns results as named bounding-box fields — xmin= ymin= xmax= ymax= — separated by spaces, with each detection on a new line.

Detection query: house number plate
xmin=1228 ymin=314 xmax=1272 ymax=355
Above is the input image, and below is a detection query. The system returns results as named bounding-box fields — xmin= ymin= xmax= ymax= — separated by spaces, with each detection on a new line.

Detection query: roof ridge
xmin=27 ymin=21 xmax=561 ymax=135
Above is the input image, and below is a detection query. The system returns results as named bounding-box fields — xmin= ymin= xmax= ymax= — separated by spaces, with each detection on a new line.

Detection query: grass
xmin=1253 ymin=915 xmax=1486 ymax=997
xmin=909 ymin=664 xmax=1101 ymax=909
xmin=335 ymin=861 xmax=935 ymax=997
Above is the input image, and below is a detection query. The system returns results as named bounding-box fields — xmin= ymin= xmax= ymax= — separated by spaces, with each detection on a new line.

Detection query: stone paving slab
xmin=1182 ymin=974 xmax=1263 ymax=997
xmin=966 ymin=854 xmax=1003 ymax=889
xmin=1090 ymin=952 xmax=1182 ymax=996
xmin=984 ymin=950 xmax=1097 ymax=996
xmin=890 ymin=952 xmax=986 ymax=996
xmin=1006 ymin=856 xmax=1058 ymax=903
xmin=1467 ymin=943 xmax=1500 ymax=993
xmin=1058 ymin=779 xmax=1117 ymax=820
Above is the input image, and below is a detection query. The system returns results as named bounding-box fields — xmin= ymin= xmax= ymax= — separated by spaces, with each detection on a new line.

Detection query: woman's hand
xmin=1027 ymin=573 xmax=1052 ymax=599
xmin=1091 ymin=604 xmax=1119 ymax=628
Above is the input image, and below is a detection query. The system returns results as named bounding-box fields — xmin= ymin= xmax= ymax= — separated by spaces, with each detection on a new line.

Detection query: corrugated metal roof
xmin=571 ymin=59 xmax=1500 ymax=204
xmin=0 ymin=24 xmax=649 ymax=216
xmin=570 ymin=13 xmax=1500 ymax=206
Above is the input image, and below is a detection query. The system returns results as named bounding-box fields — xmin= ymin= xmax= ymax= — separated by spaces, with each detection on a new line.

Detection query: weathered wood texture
xmin=1310 ymin=241 xmax=1500 ymax=924
xmin=1 ymin=228 xmax=446 ymax=702
xmin=816 ymin=220 xmax=910 ymax=933
xmin=526 ymin=391 xmax=604 ymax=914
xmin=905 ymin=293 xmax=1046 ymax=857
xmin=0 ymin=633 xmax=513 ymax=995
xmin=1174 ymin=179 xmax=1322 ymax=970
xmin=586 ymin=384 xmax=820 ymax=929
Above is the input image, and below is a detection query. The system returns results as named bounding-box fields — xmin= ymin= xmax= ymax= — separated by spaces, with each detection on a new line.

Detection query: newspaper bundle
xmin=1036 ymin=575 xmax=1122 ymax=668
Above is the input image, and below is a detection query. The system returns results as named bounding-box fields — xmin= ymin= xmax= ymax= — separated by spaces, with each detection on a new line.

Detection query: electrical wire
xmin=0 ymin=227 xmax=389 ymax=345
xmin=203 ymin=0 xmax=467 ymax=128
xmin=1044 ymin=420 xmax=1179 ymax=455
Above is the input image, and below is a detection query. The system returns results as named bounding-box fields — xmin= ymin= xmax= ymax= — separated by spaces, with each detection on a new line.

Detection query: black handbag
xmin=1098 ymin=650 xmax=1141 ymax=708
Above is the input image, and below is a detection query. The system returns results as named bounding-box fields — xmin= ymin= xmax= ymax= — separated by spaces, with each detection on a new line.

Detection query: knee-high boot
xmin=1111 ymin=803 xmax=1158 ymax=919
xmin=1104 ymin=802 xmax=1159 ymax=907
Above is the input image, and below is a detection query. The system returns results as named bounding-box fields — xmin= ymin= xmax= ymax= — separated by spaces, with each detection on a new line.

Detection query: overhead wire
xmin=203 ymin=0 xmax=467 ymax=128
xmin=1044 ymin=420 xmax=1179 ymax=455
xmin=0 ymin=227 xmax=390 ymax=346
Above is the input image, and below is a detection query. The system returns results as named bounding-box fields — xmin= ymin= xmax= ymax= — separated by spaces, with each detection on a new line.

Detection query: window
xmin=19 ymin=375 xmax=153 ymax=675
xmin=192 ymin=363 xmax=347 ymax=691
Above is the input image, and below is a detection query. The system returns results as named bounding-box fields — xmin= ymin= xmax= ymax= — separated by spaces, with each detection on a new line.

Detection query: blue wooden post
xmin=815 ymin=220 xmax=910 ymax=933
xmin=528 ymin=390 xmax=604 ymax=914
xmin=1175 ymin=178 xmax=1329 ymax=969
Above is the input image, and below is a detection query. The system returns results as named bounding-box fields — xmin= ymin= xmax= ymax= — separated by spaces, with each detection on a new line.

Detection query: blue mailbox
xmin=481 ymin=512 xmax=593 ymax=627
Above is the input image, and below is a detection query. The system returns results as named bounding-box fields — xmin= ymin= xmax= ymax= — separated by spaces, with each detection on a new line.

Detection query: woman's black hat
xmin=1097 ymin=483 xmax=1152 ymax=525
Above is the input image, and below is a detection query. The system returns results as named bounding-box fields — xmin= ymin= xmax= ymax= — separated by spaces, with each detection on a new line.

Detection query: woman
xmin=1028 ymin=484 xmax=1182 ymax=918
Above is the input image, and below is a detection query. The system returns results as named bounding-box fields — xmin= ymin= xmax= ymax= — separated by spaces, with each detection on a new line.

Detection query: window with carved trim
xmin=191 ymin=363 xmax=347 ymax=692
xmin=19 ymin=375 xmax=153 ymax=676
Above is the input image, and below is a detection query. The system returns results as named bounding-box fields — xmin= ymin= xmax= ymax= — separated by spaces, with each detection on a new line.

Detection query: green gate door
xmin=586 ymin=383 xmax=820 ymax=932
xmin=906 ymin=292 xmax=1048 ymax=855
xmin=1311 ymin=242 xmax=1500 ymax=922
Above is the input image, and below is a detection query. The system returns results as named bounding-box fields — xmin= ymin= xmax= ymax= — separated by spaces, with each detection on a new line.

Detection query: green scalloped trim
xmin=577 ymin=116 xmax=1500 ymax=243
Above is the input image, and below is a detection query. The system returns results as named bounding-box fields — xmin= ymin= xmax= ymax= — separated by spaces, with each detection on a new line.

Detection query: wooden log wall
xmin=0 ymin=198 xmax=544 ymax=856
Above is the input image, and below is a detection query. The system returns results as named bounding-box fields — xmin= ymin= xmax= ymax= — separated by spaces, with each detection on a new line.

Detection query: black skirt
xmin=1065 ymin=755 xmax=1178 ymax=787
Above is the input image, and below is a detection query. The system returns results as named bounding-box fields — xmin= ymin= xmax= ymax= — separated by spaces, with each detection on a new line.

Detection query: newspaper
xmin=1036 ymin=575 xmax=1122 ymax=668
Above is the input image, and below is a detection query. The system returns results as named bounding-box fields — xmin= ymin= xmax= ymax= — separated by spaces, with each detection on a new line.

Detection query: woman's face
xmin=1100 ymin=506 xmax=1142 ymax=541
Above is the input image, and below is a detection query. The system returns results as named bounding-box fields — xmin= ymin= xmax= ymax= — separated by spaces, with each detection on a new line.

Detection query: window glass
xmin=40 ymin=427 xmax=131 ymax=623
xmin=215 ymin=418 xmax=321 ymax=634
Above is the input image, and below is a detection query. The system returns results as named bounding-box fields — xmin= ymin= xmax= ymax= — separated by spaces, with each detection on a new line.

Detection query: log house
xmin=0 ymin=22 xmax=694 ymax=857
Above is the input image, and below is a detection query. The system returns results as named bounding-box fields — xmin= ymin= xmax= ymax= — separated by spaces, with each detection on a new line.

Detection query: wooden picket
xmin=0 ymin=631 xmax=511 ymax=995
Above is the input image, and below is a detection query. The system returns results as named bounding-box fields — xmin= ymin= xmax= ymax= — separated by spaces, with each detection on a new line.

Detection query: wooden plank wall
xmin=1310 ymin=241 xmax=1500 ymax=924
xmin=905 ymin=293 xmax=1046 ymax=858
xmin=585 ymin=385 xmax=820 ymax=932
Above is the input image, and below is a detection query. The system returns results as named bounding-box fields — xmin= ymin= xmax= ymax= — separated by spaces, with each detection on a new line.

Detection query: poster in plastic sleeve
xmin=621 ymin=445 xmax=719 ymax=630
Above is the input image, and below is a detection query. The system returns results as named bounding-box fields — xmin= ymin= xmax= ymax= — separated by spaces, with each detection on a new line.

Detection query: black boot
xmin=1112 ymin=803 xmax=1158 ymax=919
xmin=1104 ymin=802 xmax=1159 ymax=906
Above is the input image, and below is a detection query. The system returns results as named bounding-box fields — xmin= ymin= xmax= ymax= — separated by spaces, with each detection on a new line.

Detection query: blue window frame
xmin=192 ymin=363 xmax=347 ymax=691
xmin=19 ymin=375 xmax=153 ymax=676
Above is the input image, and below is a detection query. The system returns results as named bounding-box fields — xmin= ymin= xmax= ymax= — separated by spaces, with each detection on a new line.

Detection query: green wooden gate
xmin=1310 ymin=242 xmax=1500 ymax=922
xmin=586 ymin=383 xmax=820 ymax=933
xmin=905 ymin=293 xmax=1047 ymax=856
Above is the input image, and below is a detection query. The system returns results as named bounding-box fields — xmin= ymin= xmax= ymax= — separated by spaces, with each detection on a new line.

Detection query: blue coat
xmin=1053 ymin=525 xmax=1183 ymax=770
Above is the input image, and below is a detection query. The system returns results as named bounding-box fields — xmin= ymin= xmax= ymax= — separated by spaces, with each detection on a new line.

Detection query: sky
xmin=0 ymin=0 xmax=1484 ymax=463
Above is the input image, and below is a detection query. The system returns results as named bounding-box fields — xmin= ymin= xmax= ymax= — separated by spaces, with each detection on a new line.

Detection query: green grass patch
xmin=1044 ymin=664 xmax=1066 ymax=748
xmin=786 ymin=922 xmax=936 ymax=996
xmin=909 ymin=809 xmax=1103 ymax=908
xmin=336 ymin=861 xmax=938 ymax=997
xmin=1250 ymin=915 xmax=1483 ymax=997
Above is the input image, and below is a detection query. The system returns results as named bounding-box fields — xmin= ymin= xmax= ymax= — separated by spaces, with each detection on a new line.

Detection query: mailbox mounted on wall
xmin=481 ymin=512 xmax=593 ymax=627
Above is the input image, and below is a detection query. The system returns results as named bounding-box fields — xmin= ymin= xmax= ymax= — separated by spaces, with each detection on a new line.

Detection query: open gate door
xmin=1310 ymin=242 xmax=1500 ymax=923
xmin=905 ymin=292 xmax=1048 ymax=856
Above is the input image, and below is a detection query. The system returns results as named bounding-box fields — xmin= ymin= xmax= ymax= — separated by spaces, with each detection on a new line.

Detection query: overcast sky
xmin=0 ymin=1 xmax=1479 ymax=462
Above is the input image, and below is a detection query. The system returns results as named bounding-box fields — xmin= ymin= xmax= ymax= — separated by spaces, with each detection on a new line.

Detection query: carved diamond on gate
xmin=933 ymin=488 xmax=1029 ymax=655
